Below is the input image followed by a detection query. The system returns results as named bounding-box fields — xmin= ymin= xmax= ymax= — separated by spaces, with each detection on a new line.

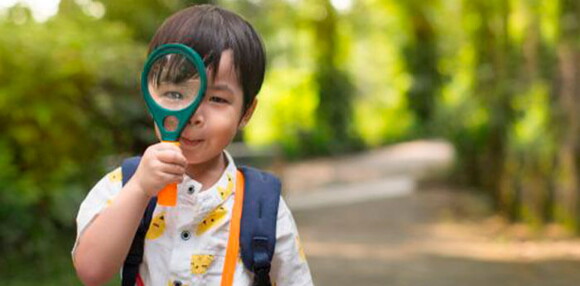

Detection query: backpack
xmin=120 ymin=156 xmax=281 ymax=286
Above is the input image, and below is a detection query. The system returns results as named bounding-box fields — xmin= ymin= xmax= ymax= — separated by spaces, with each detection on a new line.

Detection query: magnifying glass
xmin=141 ymin=43 xmax=207 ymax=206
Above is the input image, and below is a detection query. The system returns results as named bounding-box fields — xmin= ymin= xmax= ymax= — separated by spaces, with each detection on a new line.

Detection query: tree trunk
xmin=401 ymin=1 xmax=441 ymax=134
xmin=311 ymin=0 xmax=356 ymax=155
xmin=553 ymin=0 xmax=580 ymax=230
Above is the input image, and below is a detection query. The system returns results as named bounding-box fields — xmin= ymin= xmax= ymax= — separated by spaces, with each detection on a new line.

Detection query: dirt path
xmin=281 ymin=141 xmax=580 ymax=286
xmin=294 ymin=188 xmax=580 ymax=285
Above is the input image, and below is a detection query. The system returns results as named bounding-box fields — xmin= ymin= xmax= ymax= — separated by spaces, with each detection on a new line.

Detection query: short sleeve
xmin=71 ymin=167 xmax=123 ymax=257
xmin=270 ymin=197 xmax=313 ymax=286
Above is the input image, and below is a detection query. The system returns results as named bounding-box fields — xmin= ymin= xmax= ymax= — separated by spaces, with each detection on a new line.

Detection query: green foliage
xmin=99 ymin=0 xmax=211 ymax=42
xmin=245 ymin=67 xmax=319 ymax=157
xmin=0 ymin=3 xmax=146 ymax=269
xmin=241 ymin=0 xmax=418 ymax=152
xmin=431 ymin=0 xmax=579 ymax=232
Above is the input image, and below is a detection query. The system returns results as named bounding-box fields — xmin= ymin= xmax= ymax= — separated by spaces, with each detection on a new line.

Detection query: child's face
xmin=157 ymin=49 xmax=254 ymax=165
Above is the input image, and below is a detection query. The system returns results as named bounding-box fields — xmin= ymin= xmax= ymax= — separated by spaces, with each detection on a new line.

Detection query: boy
xmin=73 ymin=5 xmax=313 ymax=286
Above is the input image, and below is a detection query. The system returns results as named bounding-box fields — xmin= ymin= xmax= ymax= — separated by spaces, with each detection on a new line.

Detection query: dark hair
xmin=148 ymin=5 xmax=266 ymax=112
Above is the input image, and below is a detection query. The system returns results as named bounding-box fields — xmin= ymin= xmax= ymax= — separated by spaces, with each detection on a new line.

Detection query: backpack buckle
xmin=252 ymin=266 xmax=271 ymax=286
xmin=252 ymin=236 xmax=272 ymax=286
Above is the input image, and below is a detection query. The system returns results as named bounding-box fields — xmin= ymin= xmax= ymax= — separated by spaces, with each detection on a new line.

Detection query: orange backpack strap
xmin=221 ymin=170 xmax=245 ymax=286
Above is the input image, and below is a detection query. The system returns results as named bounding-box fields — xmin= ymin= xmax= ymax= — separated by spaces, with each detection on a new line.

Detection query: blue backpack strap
xmin=121 ymin=156 xmax=157 ymax=286
xmin=239 ymin=166 xmax=281 ymax=286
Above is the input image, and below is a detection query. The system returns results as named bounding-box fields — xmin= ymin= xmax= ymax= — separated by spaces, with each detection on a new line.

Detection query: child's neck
xmin=185 ymin=152 xmax=227 ymax=191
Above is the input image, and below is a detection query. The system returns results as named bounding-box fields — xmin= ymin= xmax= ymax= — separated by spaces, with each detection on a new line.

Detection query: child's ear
xmin=238 ymin=98 xmax=258 ymax=129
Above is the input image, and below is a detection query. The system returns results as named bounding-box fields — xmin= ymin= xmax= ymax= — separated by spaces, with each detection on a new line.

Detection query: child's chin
xmin=184 ymin=156 xmax=203 ymax=165
xmin=184 ymin=153 xmax=217 ymax=166
xmin=184 ymin=152 xmax=223 ymax=168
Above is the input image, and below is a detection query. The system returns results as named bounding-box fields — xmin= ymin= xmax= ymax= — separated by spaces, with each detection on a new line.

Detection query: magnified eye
xmin=163 ymin=91 xmax=184 ymax=100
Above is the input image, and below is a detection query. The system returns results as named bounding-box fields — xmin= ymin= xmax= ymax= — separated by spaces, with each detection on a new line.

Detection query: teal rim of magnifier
xmin=141 ymin=43 xmax=207 ymax=141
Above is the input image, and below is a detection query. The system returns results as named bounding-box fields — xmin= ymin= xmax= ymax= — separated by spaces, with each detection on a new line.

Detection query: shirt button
xmin=180 ymin=230 xmax=191 ymax=241
xmin=173 ymin=280 xmax=183 ymax=286
xmin=188 ymin=186 xmax=195 ymax=194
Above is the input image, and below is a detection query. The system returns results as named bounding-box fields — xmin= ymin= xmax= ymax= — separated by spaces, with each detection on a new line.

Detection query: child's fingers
xmin=153 ymin=142 xmax=184 ymax=159
xmin=156 ymin=149 xmax=187 ymax=167
xmin=143 ymin=142 xmax=181 ymax=160
xmin=159 ymin=162 xmax=186 ymax=176
xmin=150 ymin=174 xmax=183 ymax=191
xmin=162 ymin=173 xmax=184 ymax=184
xmin=157 ymin=141 xmax=182 ymax=151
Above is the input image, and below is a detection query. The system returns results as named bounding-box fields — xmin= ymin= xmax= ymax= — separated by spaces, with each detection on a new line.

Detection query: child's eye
xmin=209 ymin=96 xmax=228 ymax=104
xmin=163 ymin=91 xmax=184 ymax=100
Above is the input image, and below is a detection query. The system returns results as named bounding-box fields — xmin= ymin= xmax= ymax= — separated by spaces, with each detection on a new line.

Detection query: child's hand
xmin=131 ymin=142 xmax=188 ymax=198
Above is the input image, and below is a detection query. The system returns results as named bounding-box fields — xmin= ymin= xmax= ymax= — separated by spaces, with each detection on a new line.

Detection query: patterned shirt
xmin=73 ymin=151 xmax=313 ymax=286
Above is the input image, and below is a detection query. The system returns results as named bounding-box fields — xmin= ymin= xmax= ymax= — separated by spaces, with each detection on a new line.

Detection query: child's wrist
xmin=127 ymin=179 xmax=153 ymax=200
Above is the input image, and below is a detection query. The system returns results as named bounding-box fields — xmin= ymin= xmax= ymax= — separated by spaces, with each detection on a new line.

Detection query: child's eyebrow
xmin=209 ymin=84 xmax=234 ymax=95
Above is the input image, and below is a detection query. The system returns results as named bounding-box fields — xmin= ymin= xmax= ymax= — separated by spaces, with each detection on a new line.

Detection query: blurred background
xmin=0 ymin=0 xmax=579 ymax=285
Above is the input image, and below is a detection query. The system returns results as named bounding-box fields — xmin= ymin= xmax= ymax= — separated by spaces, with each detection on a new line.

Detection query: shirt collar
xmin=172 ymin=151 xmax=238 ymax=228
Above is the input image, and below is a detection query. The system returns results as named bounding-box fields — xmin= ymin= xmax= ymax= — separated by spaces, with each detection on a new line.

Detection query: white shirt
xmin=73 ymin=151 xmax=313 ymax=286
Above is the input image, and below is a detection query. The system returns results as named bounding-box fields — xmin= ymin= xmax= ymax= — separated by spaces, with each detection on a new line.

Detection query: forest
xmin=0 ymin=0 xmax=578 ymax=284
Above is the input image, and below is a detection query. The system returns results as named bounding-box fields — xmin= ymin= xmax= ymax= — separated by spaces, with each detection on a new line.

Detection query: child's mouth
xmin=180 ymin=137 xmax=204 ymax=147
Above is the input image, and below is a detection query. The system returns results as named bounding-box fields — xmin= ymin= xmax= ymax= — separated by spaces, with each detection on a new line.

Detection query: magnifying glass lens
xmin=148 ymin=53 xmax=202 ymax=112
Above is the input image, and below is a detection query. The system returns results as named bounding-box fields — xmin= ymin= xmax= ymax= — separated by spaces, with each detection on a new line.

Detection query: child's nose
xmin=188 ymin=104 xmax=205 ymax=127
